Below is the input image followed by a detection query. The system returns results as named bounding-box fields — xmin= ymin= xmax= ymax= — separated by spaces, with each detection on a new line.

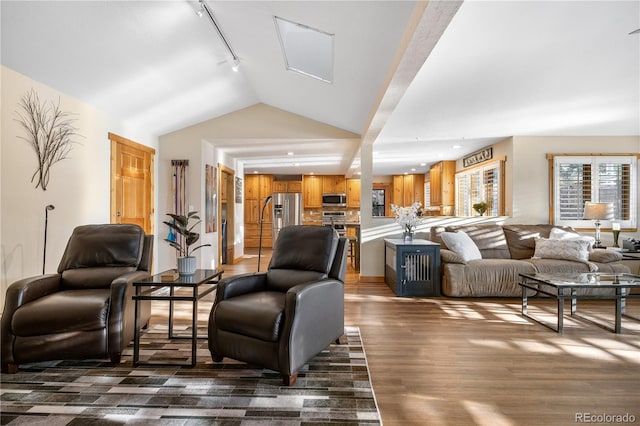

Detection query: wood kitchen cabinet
xmin=273 ymin=180 xmax=302 ymax=193
xmin=322 ymin=175 xmax=346 ymax=194
xmin=392 ymin=174 xmax=424 ymax=207
xmin=303 ymin=175 xmax=322 ymax=208
xmin=244 ymin=174 xmax=273 ymax=248
xmin=346 ymin=178 xmax=361 ymax=208
xmin=429 ymin=161 xmax=455 ymax=213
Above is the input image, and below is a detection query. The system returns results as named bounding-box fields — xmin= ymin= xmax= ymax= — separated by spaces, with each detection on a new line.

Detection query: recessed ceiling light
xmin=411 ymin=168 xmax=416 ymax=172
xmin=294 ymin=163 xmax=300 ymax=167
xmin=453 ymin=145 xmax=462 ymax=149
xmin=420 ymin=163 xmax=426 ymax=166
xmin=253 ymin=171 xmax=258 ymax=174
xmin=403 ymin=172 xmax=409 ymax=175
xmin=287 ymin=152 xmax=294 ymax=156
xmin=310 ymin=172 xmax=315 ymax=175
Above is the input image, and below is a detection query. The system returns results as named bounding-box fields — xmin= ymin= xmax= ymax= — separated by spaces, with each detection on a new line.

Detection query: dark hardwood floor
xmin=156 ymin=250 xmax=640 ymax=425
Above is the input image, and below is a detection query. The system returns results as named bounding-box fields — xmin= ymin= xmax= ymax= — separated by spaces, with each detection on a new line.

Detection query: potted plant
xmin=163 ymin=211 xmax=210 ymax=275
xmin=473 ymin=201 xmax=488 ymax=216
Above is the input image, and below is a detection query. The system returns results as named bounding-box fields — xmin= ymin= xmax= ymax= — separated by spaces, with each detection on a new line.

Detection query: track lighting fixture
xmin=197 ymin=0 xmax=240 ymax=72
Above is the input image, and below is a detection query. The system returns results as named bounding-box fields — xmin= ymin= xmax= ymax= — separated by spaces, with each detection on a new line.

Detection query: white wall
xmin=511 ymin=136 xmax=640 ymax=224
xmin=0 ymin=66 xmax=158 ymax=310
xmin=157 ymin=103 xmax=360 ymax=273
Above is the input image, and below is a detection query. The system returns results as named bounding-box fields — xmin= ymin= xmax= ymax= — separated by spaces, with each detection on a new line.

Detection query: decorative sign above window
xmin=463 ymin=147 xmax=493 ymax=168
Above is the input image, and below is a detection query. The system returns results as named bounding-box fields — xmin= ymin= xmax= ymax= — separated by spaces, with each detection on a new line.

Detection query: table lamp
xmin=584 ymin=202 xmax=614 ymax=248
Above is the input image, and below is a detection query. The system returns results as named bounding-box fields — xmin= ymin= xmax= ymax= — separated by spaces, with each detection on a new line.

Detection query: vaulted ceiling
xmin=2 ymin=1 xmax=638 ymax=176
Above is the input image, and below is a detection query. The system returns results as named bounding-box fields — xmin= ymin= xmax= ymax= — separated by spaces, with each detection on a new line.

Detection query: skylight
xmin=274 ymin=16 xmax=334 ymax=83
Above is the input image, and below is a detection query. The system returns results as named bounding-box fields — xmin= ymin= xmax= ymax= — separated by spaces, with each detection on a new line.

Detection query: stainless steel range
xmin=321 ymin=211 xmax=346 ymax=237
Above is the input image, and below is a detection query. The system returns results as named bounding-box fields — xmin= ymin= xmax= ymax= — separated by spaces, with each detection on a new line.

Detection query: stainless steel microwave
xmin=322 ymin=193 xmax=347 ymax=207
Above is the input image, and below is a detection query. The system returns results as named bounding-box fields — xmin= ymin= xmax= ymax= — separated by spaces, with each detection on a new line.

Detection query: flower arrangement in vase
xmin=391 ymin=202 xmax=422 ymax=242
xmin=163 ymin=211 xmax=211 ymax=275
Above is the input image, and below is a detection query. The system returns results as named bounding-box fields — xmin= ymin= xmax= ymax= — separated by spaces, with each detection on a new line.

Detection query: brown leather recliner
xmin=208 ymin=225 xmax=348 ymax=385
xmin=1 ymin=224 xmax=153 ymax=373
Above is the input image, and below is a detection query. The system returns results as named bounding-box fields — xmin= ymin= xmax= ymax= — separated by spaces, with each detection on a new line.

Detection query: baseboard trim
xmin=359 ymin=276 xmax=385 ymax=283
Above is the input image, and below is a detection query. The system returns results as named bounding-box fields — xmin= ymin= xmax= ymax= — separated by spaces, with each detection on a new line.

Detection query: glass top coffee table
xmin=518 ymin=272 xmax=640 ymax=333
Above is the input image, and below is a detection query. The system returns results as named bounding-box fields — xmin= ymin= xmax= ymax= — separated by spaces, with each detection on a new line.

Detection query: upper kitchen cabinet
xmin=303 ymin=175 xmax=322 ymax=208
xmin=273 ymin=180 xmax=302 ymax=193
xmin=346 ymin=178 xmax=361 ymax=208
xmin=429 ymin=161 xmax=455 ymax=213
xmin=392 ymin=174 xmax=424 ymax=207
xmin=322 ymin=175 xmax=346 ymax=194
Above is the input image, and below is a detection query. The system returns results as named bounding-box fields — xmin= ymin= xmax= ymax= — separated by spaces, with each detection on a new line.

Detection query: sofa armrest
xmin=215 ymin=272 xmax=268 ymax=302
xmin=441 ymin=248 xmax=467 ymax=264
xmin=589 ymin=250 xmax=623 ymax=263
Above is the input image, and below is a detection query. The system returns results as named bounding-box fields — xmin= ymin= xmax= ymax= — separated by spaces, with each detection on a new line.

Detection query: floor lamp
xmin=257 ymin=195 xmax=272 ymax=272
xmin=584 ymin=202 xmax=614 ymax=249
xmin=43 ymin=204 xmax=55 ymax=274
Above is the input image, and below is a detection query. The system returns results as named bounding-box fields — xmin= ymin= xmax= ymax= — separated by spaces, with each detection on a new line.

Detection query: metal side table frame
xmin=133 ymin=268 xmax=224 ymax=366
xmin=519 ymin=272 xmax=640 ymax=333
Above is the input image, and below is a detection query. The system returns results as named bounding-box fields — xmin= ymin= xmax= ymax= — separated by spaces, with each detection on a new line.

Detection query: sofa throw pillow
xmin=440 ymin=231 xmax=482 ymax=262
xmin=533 ymin=238 xmax=590 ymax=263
xmin=549 ymin=227 xmax=595 ymax=252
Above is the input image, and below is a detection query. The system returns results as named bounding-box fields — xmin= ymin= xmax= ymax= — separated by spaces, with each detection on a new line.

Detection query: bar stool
xmin=348 ymin=236 xmax=357 ymax=267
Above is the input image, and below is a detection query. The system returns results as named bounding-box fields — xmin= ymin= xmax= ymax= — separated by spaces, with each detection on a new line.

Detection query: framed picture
xmin=235 ymin=177 xmax=243 ymax=203
xmin=205 ymin=164 xmax=217 ymax=233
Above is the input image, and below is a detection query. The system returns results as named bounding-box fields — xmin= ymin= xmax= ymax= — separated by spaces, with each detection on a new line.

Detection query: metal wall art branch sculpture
xmin=14 ymin=89 xmax=82 ymax=191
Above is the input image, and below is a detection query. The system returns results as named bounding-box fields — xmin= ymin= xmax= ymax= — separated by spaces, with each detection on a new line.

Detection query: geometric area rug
xmin=1 ymin=326 xmax=381 ymax=425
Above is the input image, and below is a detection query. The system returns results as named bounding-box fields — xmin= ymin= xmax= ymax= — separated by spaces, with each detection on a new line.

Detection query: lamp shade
xmin=583 ymin=202 xmax=614 ymax=220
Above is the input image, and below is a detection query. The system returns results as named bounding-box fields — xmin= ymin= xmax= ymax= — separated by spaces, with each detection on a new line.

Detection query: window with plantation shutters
xmin=455 ymin=160 xmax=503 ymax=216
xmin=552 ymin=155 xmax=637 ymax=228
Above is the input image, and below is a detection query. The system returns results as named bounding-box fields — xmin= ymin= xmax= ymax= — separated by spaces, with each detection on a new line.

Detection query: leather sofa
xmin=1 ymin=224 xmax=153 ymax=373
xmin=208 ymin=225 xmax=348 ymax=385
xmin=430 ymin=223 xmax=629 ymax=297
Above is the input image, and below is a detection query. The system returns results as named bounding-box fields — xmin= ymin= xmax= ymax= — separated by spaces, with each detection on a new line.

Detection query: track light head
xmin=231 ymin=58 xmax=240 ymax=72
xmin=196 ymin=0 xmax=204 ymax=17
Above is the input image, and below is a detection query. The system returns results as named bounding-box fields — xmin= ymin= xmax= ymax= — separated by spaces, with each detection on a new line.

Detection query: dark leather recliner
xmin=208 ymin=225 xmax=348 ymax=385
xmin=1 ymin=224 xmax=153 ymax=373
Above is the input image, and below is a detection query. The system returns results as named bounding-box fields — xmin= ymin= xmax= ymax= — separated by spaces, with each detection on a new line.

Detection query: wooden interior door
xmin=110 ymin=133 xmax=155 ymax=235
xmin=218 ymin=164 xmax=235 ymax=264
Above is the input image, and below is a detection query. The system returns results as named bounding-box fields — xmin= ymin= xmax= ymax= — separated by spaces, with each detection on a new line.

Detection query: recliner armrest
xmin=108 ymin=270 xmax=152 ymax=353
xmin=1 ymin=274 xmax=61 ymax=363
xmin=110 ymin=270 xmax=152 ymax=307
xmin=215 ymin=272 xmax=268 ymax=302
xmin=3 ymin=274 xmax=61 ymax=310
xmin=280 ymin=279 xmax=344 ymax=373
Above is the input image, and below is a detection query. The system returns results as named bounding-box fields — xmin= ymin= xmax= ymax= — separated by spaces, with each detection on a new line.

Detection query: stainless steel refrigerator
xmin=272 ymin=192 xmax=303 ymax=243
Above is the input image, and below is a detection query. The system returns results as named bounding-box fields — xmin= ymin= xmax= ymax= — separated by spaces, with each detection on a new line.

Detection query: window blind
xmin=455 ymin=160 xmax=503 ymax=216
xmin=553 ymin=156 xmax=636 ymax=228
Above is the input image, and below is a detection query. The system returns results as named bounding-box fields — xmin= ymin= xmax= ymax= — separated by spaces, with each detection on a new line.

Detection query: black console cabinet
xmin=384 ymin=239 xmax=441 ymax=297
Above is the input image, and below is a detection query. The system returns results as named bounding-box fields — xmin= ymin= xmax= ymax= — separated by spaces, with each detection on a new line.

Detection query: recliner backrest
xmin=267 ymin=225 xmax=339 ymax=292
xmin=58 ymin=224 xmax=146 ymax=289
xmin=329 ymin=237 xmax=348 ymax=282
